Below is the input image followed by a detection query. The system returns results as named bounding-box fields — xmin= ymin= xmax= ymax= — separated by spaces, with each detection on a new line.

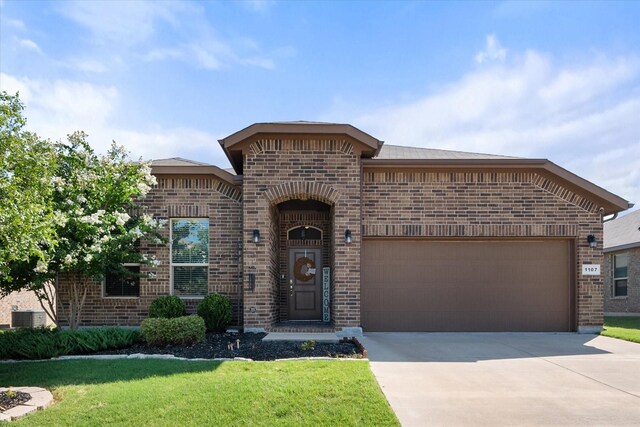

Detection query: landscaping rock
xmin=95 ymin=332 xmax=361 ymax=360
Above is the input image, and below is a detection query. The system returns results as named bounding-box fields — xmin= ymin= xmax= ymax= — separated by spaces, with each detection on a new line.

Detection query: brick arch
xmin=263 ymin=182 xmax=340 ymax=206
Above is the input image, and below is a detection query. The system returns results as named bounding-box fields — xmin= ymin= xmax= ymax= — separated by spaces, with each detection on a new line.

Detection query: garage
xmin=361 ymin=239 xmax=574 ymax=332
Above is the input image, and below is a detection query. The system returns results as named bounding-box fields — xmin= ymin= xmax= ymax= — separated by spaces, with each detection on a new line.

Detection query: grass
xmin=602 ymin=316 xmax=640 ymax=343
xmin=0 ymin=359 xmax=399 ymax=426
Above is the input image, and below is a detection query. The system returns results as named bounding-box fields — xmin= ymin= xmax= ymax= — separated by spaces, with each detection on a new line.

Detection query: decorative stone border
xmin=0 ymin=387 xmax=53 ymax=422
xmin=0 ymin=353 xmax=368 ymax=364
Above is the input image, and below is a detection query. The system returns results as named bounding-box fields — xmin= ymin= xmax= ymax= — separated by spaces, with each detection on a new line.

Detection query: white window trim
xmin=612 ymin=253 xmax=629 ymax=298
xmin=102 ymin=263 xmax=141 ymax=299
xmin=170 ymin=218 xmax=209 ymax=299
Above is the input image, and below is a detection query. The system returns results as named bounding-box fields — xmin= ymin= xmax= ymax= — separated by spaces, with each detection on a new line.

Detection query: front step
xmin=268 ymin=322 xmax=335 ymax=333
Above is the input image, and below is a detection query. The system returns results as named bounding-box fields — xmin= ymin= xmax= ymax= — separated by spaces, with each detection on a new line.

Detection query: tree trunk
xmin=35 ymin=280 xmax=57 ymax=326
xmin=67 ymin=273 xmax=89 ymax=330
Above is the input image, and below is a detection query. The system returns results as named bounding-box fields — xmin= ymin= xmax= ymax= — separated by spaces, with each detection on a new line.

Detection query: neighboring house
xmin=604 ymin=210 xmax=640 ymax=315
xmin=56 ymin=122 xmax=631 ymax=333
xmin=0 ymin=289 xmax=54 ymax=328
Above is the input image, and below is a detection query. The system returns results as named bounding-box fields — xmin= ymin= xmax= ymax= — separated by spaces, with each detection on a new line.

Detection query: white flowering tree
xmin=1 ymin=128 xmax=166 ymax=329
xmin=0 ymin=92 xmax=56 ymax=282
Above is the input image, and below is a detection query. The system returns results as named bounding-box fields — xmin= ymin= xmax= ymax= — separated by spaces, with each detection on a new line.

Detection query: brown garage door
xmin=361 ymin=239 xmax=573 ymax=332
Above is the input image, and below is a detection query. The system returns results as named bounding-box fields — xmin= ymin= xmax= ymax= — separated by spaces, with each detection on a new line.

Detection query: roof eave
xmin=604 ymin=242 xmax=640 ymax=253
xmin=150 ymin=164 xmax=242 ymax=186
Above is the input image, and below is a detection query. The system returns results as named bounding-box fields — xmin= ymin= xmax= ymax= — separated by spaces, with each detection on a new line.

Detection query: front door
xmin=288 ymin=248 xmax=322 ymax=320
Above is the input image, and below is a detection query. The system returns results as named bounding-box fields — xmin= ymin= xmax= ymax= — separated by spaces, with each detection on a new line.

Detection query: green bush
xmin=148 ymin=295 xmax=186 ymax=319
xmin=140 ymin=316 xmax=205 ymax=346
xmin=197 ymin=294 xmax=232 ymax=332
xmin=0 ymin=327 xmax=140 ymax=360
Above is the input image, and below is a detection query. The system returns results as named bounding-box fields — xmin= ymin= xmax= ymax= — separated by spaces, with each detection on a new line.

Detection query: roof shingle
xmin=604 ymin=210 xmax=640 ymax=252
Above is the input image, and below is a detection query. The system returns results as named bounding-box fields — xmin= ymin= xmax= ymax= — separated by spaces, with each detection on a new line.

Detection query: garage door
xmin=361 ymin=239 xmax=573 ymax=332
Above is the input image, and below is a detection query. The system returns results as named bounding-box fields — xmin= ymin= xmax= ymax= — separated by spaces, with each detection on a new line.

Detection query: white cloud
xmin=59 ymin=0 xmax=292 ymax=70
xmin=58 ymin=1 xmax=182 ymax=46
xmin=475 ymin=34 xmax=507 ymax=64
xmin=18 ymin=38 xmax=42 ymax=53
xmin=67 ymin=58 xmax=108 ymax=73
xmin=338 ymin=43 xmax=640 ymax=207
xmin=0 ymin=73 xmax=228 ymax=165
xmin=5 ymin=18 xmax=26 ymax=31
xmin=241 ymin=0 xmax=276 ymax=13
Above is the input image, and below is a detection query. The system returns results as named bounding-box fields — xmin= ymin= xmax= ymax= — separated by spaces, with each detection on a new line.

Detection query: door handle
xmin=289 ymin=279 xmax=293 ymax=296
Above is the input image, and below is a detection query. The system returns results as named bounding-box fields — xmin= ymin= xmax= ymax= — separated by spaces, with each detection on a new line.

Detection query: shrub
xmin=197 ymin=294 xmax=232 ymax=332
xmin=0 ymin=327 xmax=140 ymax=360
xmin=301 ymin=340 xmax=316 ymax=351
xmin=140 ymin=316 xmax=205 ymax=346
xmin=149 ymin=295 xmax=186 ymax=319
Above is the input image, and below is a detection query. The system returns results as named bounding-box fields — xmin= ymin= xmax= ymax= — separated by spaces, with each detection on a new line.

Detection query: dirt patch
xmin=0 ymin=390 xmax=31 ymax=411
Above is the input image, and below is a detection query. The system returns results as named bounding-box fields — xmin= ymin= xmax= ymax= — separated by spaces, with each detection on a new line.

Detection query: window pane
xmin=172 ymin=219 xmax=209 ymax=264
xmin=614 ymin=279 xmax=628 ymax=297
xmin=288 ymin=226 xmax=322 ymax=240
xmin=173 ymin=266 xmax=208 ymax=297
xmin=105 ymin=266 xmax=140 ymax=297
xmin=614 ymin=254 xmax=628 ymax=278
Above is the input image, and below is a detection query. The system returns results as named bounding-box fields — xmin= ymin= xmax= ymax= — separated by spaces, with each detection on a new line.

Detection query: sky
xmin=1 ymin=0 xmax=639 ymax=211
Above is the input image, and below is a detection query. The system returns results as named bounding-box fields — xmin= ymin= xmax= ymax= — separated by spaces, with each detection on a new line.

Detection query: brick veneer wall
xmin=362 ymin=169 xmax=605 ymax=329
xmin=242 ymin=137 xmax=362 ymax=331
xmin=604 ymin=248 xmax=640 ymax=313
xmin=56 ymin=175 xmax=243 ymax=327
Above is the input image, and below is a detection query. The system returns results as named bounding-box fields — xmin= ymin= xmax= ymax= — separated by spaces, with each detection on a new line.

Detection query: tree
xmin=0 ymin=92 xmax=56 ymax=284
xmin=0 ymin=93 xmax=166 ymax=329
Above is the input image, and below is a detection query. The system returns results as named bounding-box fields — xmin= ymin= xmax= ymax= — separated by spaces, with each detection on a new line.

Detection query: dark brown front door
xmin=288 ymin=248 xmax=322 ymax=320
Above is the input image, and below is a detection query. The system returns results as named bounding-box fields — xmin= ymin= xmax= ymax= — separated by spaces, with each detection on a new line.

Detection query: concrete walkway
xmin=360 ymin=333 xmax=640 ymax=426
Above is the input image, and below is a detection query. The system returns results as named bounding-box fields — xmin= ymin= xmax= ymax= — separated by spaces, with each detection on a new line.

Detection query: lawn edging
xmin=0 ymin=353 xmax=368 ymax=364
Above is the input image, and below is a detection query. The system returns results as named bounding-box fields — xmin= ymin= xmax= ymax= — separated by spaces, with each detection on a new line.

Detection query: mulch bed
xmin=0 ymin=390 xmax=31 ymax=412
xmin=97 ymin=332 xmax=362 ymax=361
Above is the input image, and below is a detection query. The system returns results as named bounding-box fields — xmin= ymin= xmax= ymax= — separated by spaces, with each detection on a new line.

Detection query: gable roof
xmin=150 ymin=158 xmax=240 ymax=186
xmin=377 ymin=144 xmax=518 ymax=160
xmin=151 ymin=157 xmax=211 ymax=167
xmin=604 ymin=210 xmax=640 ymax=252
xmin=219 ymin=121 xmax=383 ymax=174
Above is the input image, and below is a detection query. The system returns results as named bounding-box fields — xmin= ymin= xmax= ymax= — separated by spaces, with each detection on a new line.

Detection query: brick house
xmin=57 ymin=122 xmax=631 ymax=334
xmin=604 ymin=210 xmax=640 ymax=315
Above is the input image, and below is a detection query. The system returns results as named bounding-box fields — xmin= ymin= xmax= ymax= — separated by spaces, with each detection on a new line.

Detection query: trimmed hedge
xmin=148 ymin=295 xmax=186 ymax=319
xmin=0 ymin=327 xmax=140 ymax=360
xmin=197 ymin=294 xmax=232 ymax=332
xmin=140 ymin=316 xmax=205 ymax=346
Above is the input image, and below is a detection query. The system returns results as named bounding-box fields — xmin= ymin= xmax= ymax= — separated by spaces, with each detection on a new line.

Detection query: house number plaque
xmin=582 ymin=264 xmax=601 ymax=276
xmin=322 ymin=267 xmax=330 ymax=322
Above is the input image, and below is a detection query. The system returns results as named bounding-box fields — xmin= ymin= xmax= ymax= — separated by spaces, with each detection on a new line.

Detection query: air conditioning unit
xmin=11 ymin=310 xmax=47 ymax=328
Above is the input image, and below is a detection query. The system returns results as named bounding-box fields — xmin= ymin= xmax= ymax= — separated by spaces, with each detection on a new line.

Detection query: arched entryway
xmin=275 ymin=199 xmax=333 ymax=323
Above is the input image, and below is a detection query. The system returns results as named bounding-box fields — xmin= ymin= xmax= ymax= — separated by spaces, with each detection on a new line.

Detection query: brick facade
xmin=604 ymin=248 xmax=640 ymax=314
xmin=53 ymin=124 xmax=626 ymax=332
xmin=57 ymin=175 xmax=243 ymax=327
xmin=241 ymin=137 xmax=361 ymax=331
xmin=362 ymin=169 xmax=604 ymax=329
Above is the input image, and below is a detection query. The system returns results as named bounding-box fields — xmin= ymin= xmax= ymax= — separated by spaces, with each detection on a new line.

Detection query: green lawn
xmin=602 ymin=316 xmax=640 ymax=344
xmin=1 ymin=359 xmax=398 ymax=426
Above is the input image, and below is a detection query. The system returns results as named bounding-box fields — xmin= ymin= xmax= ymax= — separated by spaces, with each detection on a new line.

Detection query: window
xmin=288 ymin=226 xmax=322 ymax=240
xmin=613 ymin=253 xmax=628 ymax=297
xmin=104 ymin=264 xmax=140 ymax=298
xmin=171 ymin=218 xmax=209 ymax=297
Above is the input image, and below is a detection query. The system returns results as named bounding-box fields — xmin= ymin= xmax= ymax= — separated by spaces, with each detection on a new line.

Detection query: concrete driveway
xmin=360 ymin=333 xmax=640 ymax=426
